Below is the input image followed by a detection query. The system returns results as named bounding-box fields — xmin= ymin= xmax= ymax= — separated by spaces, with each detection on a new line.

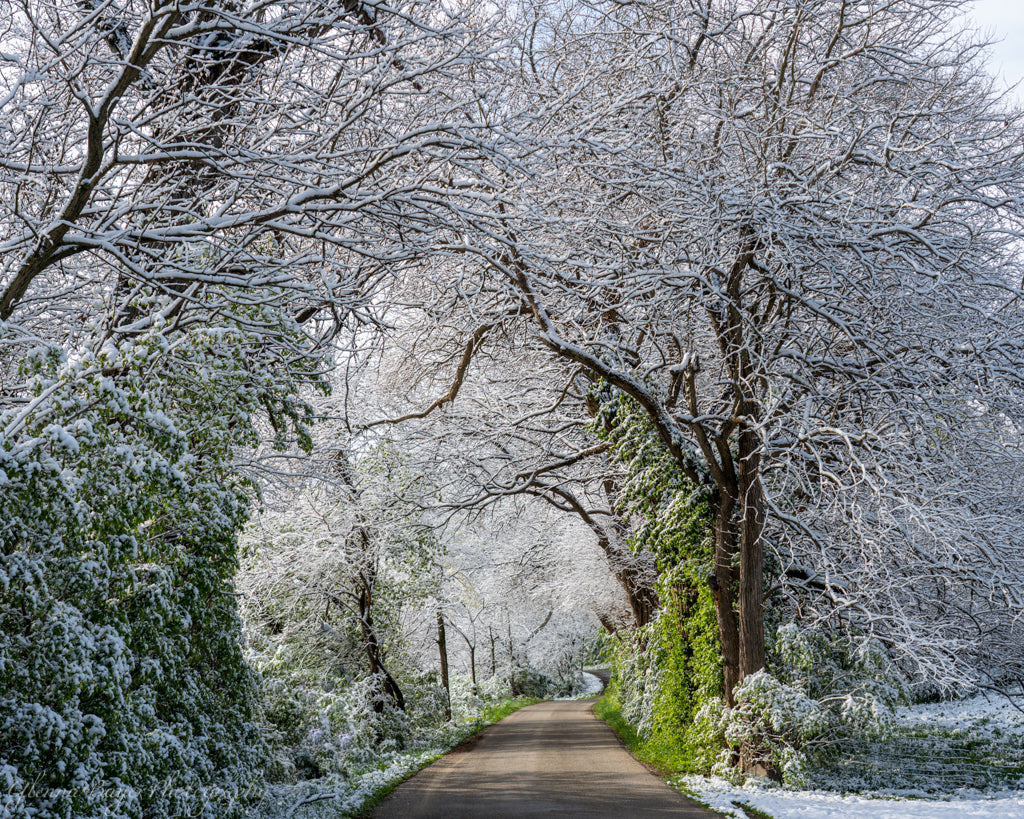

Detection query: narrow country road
xmin=372 ymin=698 xmax=723 ymax=818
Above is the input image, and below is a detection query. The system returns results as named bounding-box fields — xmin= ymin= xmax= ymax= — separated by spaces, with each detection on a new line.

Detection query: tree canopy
xmin=3 ymin=0 xmax=1024 ymax=811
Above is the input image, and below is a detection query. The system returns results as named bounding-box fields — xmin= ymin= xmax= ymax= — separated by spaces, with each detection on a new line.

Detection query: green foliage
xmin=511 ymin=667 xmax=558 ymax=699
xmin=603 ymin=567 xmax=724 ymax=773
xmin=593 ymin=388 xmax=921 ymax=786
xmin=593 ymin=390 xmax=713 ymax=572
xmin=594 ymin=388 xmax=725 ymax=772
xmin=578 ymin=630 xmax=615 ymax=667
xmin=0 ymin=302 xmax=321 ymax=818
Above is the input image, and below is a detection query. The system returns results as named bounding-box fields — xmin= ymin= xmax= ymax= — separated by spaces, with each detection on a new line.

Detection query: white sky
xmin=966 ymin=0 xmax=1024 ymax=93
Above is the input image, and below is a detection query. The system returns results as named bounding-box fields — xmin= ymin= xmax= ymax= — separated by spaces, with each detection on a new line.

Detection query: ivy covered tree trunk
xmin=710 ymin=498 xmax=742 ymax=706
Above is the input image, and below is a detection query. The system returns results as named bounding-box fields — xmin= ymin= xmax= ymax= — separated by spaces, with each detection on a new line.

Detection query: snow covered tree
xmin=460 ymin=0 xmax=1024 ymax=708
xmin=240 ymin=446 xmax=444 ymax=716
xmin=374 ymin=351 xmax=658 ymax=628
xmin=0 ymin=0 xmax=498 ymax=811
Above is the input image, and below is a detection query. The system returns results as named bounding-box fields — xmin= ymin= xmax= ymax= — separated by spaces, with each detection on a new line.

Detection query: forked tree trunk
xmin=706 ymin=240 xmax=767 ymax=708
xmin=358 ymin=579 xmax=405 ymax=714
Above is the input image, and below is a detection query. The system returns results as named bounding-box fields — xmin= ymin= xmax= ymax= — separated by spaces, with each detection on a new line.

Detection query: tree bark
xmin=490 ymin=626 xmax=497 ymax=677
xmin=358 ymin=576 xmax=405 ymax=714
xmin=736 ymin=424 xmax=766 ymax=680
xmin=710 ymin=495 xmax=742 ymax=705
xmin=437 ymin=609 xmax=451 ymax=721
xmin=507 ymin=619 xmax=516 ymax=697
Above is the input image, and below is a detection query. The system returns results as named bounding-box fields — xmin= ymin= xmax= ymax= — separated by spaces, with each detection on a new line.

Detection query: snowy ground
xmin=552 ymin=670 xmax=606 ymax=700
xmin=895 ymin=687 xmax=1024 ymax=738
xmin=680 ymin=688 xmax=1024 ymax=819
xmin=682 ymin=777 xmax=1024 ymax=819
xmin=577 ymin=671 xmax=606 ymax=697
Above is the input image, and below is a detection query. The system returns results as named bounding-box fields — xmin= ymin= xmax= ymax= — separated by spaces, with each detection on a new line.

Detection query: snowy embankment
xmin=680 ymin=688 xmax=1024 ymax=819
xmin=682 ymin=781 xmax=1024 ymax=819
xmin=553 ymin=670 xmax=605 ymax=700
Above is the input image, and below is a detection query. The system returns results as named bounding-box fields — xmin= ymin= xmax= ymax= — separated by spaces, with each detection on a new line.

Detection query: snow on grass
xmin=896 ymin=687 xmax=1024 ymax=739
xmin=680 ymin=689 xmax=1024 ymax=818
xmin=255 ymin=752 xmax=439 ymax=819
xmin=250 ymin=692 xmax=545 ymax=818
xmin=553 ymin=670 xmax=606 ymax=700
xmin=579 ymin=671 xmax=606 ymax=697
xmin=680 ymin=776 xmax=1024 ymax=819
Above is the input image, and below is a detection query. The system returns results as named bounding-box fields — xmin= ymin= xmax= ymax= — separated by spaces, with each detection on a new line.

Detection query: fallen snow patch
xmin=680 ymin=689 xmax=1024 ymax=818
xmin=579 ymin=671 xmax=605 ymax=697
xmin=680 ymin=776 xmax=1024 ymax=819
xmin=896 ymin=688 xmax=1024 ymax=738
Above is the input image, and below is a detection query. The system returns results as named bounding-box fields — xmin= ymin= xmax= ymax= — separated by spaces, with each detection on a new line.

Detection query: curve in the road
xmin=372 ymin=699 xmax=723 ymax=818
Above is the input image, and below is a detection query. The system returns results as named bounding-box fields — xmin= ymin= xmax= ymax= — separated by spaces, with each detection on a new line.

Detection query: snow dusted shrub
xmin=1 ymin=314 xmax=317 ymax=817
xmin=716 ymin=624 xmax=909 ymax=785
xmin=614 ymin=633 xmax=662 ymax=736
xmin=772 ymin=624 xmax=908 ymax=715
xmin=511 ymin=667 xmax=558 ymax=699
xmin=406 ymin=673 xmax=452 ymax=733
xmin=719 ymin=671 xmax=828 ymax=784
xmin=318 ymin=674 xmax=409 ymax=763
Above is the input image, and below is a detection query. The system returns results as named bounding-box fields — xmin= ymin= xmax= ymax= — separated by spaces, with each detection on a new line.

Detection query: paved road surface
xmin=372 ymin=699 xmax=723 ymax=818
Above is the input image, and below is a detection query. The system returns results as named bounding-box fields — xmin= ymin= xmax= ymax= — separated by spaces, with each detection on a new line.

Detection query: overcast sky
xmin=966 ymin=0 xmax=1024 ymax=92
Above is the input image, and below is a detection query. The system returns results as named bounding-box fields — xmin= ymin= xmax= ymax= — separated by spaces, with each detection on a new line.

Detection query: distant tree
xmin=353 ymin=311 xmax=660 ymax=629
xmin=240 ymin=446 xmax=445 ymax=716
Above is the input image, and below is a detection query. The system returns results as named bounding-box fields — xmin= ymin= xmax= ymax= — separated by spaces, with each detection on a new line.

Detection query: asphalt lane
xmin=371 ymin=699 xmax=723 ymax=818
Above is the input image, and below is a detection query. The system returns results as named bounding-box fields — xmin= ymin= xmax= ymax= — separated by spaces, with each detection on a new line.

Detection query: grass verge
xmin=592 ymin=696 xmax=771 ymax=819
xmin=592 ymin=695 xmax=684 ymax=777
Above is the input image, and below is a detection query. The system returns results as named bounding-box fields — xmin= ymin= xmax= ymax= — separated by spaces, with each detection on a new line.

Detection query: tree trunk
xmin=736 ymin=424 xmax=766 ymax=681
xmin=507 ymin=619 xmax=516 ymax=697
xmin=437 ymin=609 xmax=451 ymax=721
xmin=469 ymin=644 xmax=478 ymax=696
xmin=358 ymin=579 xmax=405 ymax=714
xmin=710 ymin=496 xmax=742 ymax=706
xmin=595 ymin=518 xmax=659 ymax=627
xmin=489 ymin=626 xmax=497 ymax=676
xmin=602 ymin=478 xmax=660 ymax=627
xmin=706 ymin=239 xmax=767 ymax=707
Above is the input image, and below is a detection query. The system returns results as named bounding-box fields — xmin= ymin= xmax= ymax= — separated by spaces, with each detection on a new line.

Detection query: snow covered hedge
xmin=0 ymin=317 xmax=317 ymax=818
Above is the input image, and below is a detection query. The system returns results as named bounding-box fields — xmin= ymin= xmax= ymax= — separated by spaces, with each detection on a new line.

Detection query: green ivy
xmin=593 ymin=388 xmax=724 ymax=772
